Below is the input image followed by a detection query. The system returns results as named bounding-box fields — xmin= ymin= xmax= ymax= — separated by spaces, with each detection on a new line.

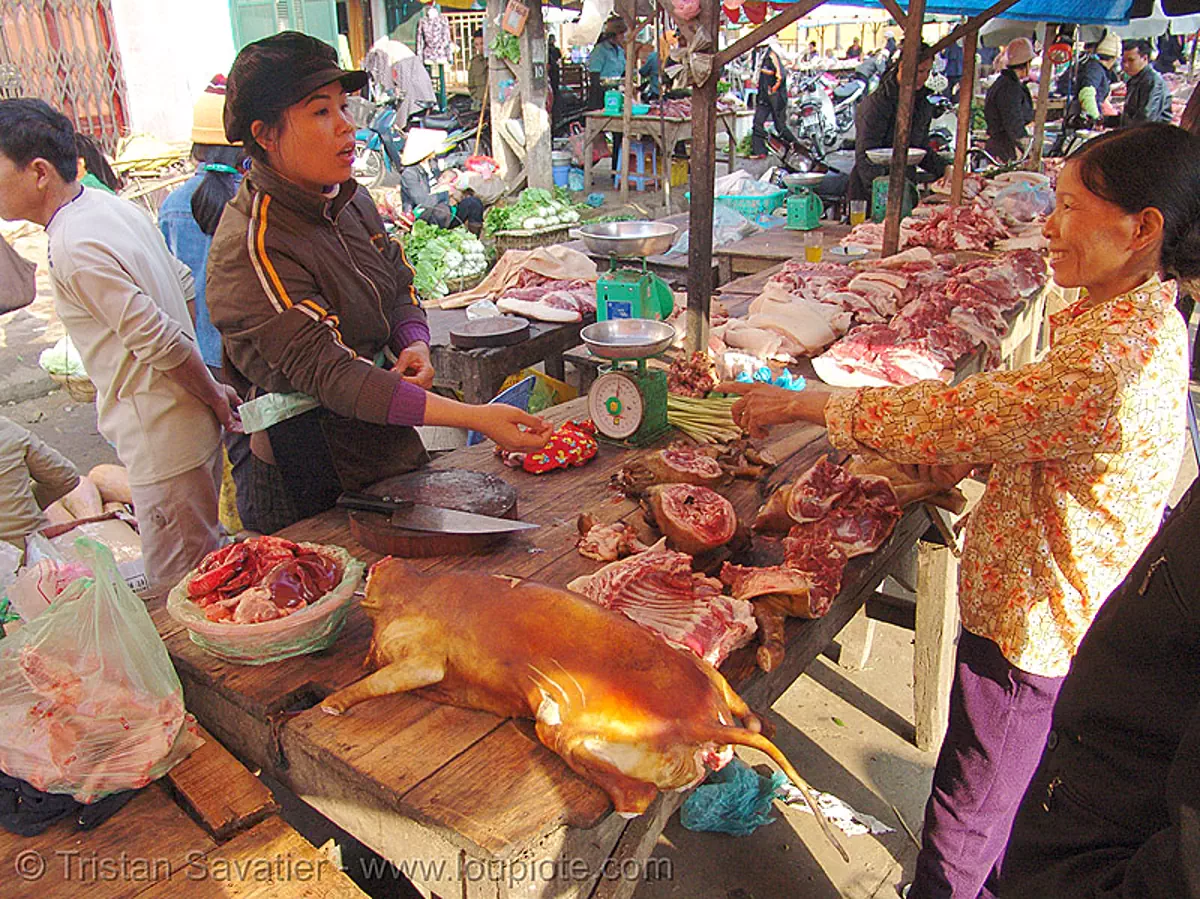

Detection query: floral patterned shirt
xmin=825 ymin=276 xmax=1188 ymax=676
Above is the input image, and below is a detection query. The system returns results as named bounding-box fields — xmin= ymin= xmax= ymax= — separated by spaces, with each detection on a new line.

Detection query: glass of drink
xmin=850 ymin=200 xmax=868 ymax=226
xmin=804 ymin=230 xmax=823 ymax=263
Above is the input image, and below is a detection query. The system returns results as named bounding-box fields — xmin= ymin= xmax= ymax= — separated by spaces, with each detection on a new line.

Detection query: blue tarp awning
xmin=794 ymin=0 xmax=1135 ymax=25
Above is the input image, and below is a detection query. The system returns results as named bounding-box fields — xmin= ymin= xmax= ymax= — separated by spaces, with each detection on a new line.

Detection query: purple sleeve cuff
xmin=386 ymin=379 xmax=428 ymax=427
xmin=392 ymin=320 xmax=431 ymax=351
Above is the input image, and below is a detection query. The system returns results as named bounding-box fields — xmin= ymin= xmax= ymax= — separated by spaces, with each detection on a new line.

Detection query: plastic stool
xmin=614 ymin=138 xmax=659 ymax=191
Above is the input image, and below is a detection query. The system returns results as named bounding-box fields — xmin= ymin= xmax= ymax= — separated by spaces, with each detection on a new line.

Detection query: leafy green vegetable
xmin=482 ymin=186 xmax=587 ymax=236
xmin=402 ymin=222 xmax=489 ymax=299
xmin=491 ymin=33 xmax=520 ymax=64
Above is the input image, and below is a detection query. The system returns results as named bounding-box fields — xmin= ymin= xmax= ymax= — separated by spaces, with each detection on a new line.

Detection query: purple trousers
xmin=909 ymin=630 xmax=1065 ymax=899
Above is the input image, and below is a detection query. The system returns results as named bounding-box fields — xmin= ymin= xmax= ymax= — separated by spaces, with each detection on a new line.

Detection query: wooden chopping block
xmin=348 ymin=469 xmax=520 ymax=557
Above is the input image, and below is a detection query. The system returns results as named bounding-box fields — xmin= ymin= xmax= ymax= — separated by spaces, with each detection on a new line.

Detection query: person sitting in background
xmin=999 ymin=477 xmax=1200 ymax=898
xmin=1121 ymin=39 xmax=1173 ymax=126
xmin=0 ymin=417 xmax=77 ymax=547
xmin=468 ymin=28 xmax=488 ymax=108
xmin=803 ymin=41 xmax=819 ymax=62
xmin=1154 ymin=32 xmax=1185 ymax=73
xmin=848 ymin=46 xmax=948 ymax=201
xmin=74 ymin=133 xmax=120 ymax=194
xmin=844 ymin=36 xmax=863 ymax=60
xmin=984 ymin=38 xmax=1036 ymax=162
xmin=398 ymin=128 xmax=483 ymax=233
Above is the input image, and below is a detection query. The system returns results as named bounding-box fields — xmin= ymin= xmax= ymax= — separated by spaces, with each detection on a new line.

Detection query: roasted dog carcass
xmin=321 ymin=558 xmax=847 ymax=860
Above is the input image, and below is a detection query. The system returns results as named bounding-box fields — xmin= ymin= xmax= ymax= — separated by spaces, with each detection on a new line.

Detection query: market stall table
xmin=714 ymin=222 xmax=857 ymax=282
xmin=0 ymin=724 xmax=367 ymax=898
xmin=151 ymin=399 xmax=935 ymax=899
xmin=580 ymin=109 xmax=742 ymax=203
xmin=427 ymin=307 xmax=591 ymax=404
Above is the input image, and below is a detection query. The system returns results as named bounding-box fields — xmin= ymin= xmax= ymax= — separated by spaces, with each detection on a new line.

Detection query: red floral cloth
xmin=496 ymin=420 xmax=598 ymax=474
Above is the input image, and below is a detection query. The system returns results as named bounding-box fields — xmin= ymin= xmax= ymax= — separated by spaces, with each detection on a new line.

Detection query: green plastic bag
xmin=680 ymin=758 xmax=787 ymax=836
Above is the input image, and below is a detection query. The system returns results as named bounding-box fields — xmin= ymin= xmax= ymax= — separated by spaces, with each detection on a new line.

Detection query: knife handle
xmin=336 ymin=492 xmax=415 ymax=515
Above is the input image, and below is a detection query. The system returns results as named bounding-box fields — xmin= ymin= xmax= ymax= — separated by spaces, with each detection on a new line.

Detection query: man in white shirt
xmin=0 ymin=99 xmax=239 ymax=592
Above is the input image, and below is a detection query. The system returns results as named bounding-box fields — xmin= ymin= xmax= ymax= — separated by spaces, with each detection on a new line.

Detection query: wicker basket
xmin=50 ymin=373 xmax=97 ymax=402
xmin=490 ymin=224 xmax=572 ymax=254
xmin=444 ymin=269 xmax=488 ymax=296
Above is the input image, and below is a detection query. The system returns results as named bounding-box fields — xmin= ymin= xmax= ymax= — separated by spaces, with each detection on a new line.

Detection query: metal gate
xmin=0 ymin=0 xmax=129 ymax=152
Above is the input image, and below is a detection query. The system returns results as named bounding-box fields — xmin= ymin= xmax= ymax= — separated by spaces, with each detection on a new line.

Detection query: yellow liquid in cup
xmin=850 ymin=211 xmax=867 ymax=226
xmin=805 ymin=244 xmax=823 ymax=263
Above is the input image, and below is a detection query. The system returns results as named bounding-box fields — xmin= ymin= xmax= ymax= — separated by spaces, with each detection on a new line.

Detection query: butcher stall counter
xmin=148 ymin=400 xmax=938 ymax=899
xmin=714 ymin=222 xmax=857 ymax=283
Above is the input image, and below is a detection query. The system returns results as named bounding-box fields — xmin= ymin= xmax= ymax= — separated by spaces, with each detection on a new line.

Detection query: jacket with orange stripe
xmin=206 ymin=163 xmax=426 ymax=424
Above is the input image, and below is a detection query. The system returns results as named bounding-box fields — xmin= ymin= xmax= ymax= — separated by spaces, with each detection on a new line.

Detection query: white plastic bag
xmin=38 ymin=336 xmax=88 ymax=378
xmin=0 ymin=538 xmax=201 ymax=801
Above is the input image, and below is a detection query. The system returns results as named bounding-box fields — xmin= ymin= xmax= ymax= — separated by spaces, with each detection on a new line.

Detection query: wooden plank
xmin=914 ymin=538 xmax=960 ymax=752
xmin=882 ymin=0 xmax=925 ymax=258
xmin=136 ymin=815 xmax=365 ymax=898
xmin=620 ymin=26 xmax=636 ymax=203
xmin=878 ymin=0 xmax=907 ymax=29
xmin=924 ymin=0 xmax=1023 ymax=61
xmin=949 ymin=29 xmax=978 ymax=207
xmin=1029 ymin=24 xmax=1054 ymax=169
xmin=685 ymin=0 xmax=721 ymax=356
xmin=163 ymin=725 xmax=278 ymax=841
xmin=587 ymin=792 xmax=683 ymax=899
xmin=714 ymin=0 xmax=830 ymax=68
xmin=520 ymin=0 xmax=553 ymax=190
xmin=0 ymin=785 xmax=217 ymax=898
xmin=402 ymin=721 xmax=612 ymax=858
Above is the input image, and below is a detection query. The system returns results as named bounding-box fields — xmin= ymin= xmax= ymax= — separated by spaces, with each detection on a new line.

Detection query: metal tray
xmin=865 ymin=148 xmax=927 ymax=166
xmin=572 ymin=221 xmax=679 ymax=258
xmin=581 ymin=319 xmax=676 ymax=360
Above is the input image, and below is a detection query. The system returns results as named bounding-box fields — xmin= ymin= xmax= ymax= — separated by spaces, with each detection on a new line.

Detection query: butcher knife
xmin=336 ymin=493 xmax=539 ymax=536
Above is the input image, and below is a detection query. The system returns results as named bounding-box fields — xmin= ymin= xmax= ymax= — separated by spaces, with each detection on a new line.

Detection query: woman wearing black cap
xmin=206 ymin=32 xmax=551 ymax=534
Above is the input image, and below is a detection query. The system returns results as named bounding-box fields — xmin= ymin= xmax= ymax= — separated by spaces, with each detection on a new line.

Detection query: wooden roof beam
xmin=715 ymin=0 xmax=829 ymax=67
xmin=879 ymin=0 xmax=908 ymax=29
xmin=925 ymin=0 xmax=1023 ymax=60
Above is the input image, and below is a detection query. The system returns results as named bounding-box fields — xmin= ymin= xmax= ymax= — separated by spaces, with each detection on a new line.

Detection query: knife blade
xmin=336 ymin=493 xmax=539 ymax=536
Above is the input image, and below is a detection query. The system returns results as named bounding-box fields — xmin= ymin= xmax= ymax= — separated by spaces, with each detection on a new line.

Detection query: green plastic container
xmin=603 ymin=90 xmax=623 ymax=115
xmin=632 ymin=102 xmax=651 ymax=116
xmin=714 ymin=188 xmax=787 ymax=218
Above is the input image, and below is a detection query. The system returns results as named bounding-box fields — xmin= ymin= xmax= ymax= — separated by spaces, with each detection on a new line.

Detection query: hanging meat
xmin=646 ymin=484 xmax=738 ymax=555
xmin=319 ymin=559 xmax=846 ymax=860
xmin=567 ymin=541 xmax=756 ymax=667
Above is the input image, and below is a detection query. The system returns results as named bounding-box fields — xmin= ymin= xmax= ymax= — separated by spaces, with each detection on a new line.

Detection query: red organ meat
xmin=567 ymin=544 xmax=757 ymax=666
xmin=616 ymin=444 xmax=726 ymax=494
xmin=785 ymin=457 xmax=858 ymax=523
xmin=647 ymin=484 xmax=738 ymax=555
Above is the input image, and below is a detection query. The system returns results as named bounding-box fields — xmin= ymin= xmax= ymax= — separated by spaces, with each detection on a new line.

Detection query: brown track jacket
xmin=206 ymin=163 xmax=426 ymax=424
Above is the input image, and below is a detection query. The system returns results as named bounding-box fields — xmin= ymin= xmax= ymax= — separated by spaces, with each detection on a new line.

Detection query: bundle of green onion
xmin=667 ymin=394 xmax=743 ymax=444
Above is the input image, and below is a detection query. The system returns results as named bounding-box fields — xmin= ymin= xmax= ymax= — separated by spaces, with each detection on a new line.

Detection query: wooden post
xmin=949 ymin=29 xmax=977 ymax=206
xmin=519 ymin=0 xmax=552 ymax=190
xmin=486 ymin=0 xmax=516 ymax=182
xmin=620 ymin=25 xmax=636 ymax=203
xmin=914 ymin=536 xmax=960 ymax=752
xmin=881 ymin=0 xmax=925 ymax=258
xmin=1029 ymin=23 xmax=1054 ymax=170
xmin=685 ymin=0 xmax=722 ymax=356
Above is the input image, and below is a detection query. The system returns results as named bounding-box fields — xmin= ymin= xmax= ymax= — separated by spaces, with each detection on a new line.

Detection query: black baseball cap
xmin=224 ymin=31 xmax=369 ymax=144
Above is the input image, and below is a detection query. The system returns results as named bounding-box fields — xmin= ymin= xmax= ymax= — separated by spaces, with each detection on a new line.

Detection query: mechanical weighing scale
xmin=865 ymin=147 xmax=925 ymax=223
xmin=573 ymin=221 xmax=680 ymax=446
xmin=782 ymin=171 xmax=826 ymax=231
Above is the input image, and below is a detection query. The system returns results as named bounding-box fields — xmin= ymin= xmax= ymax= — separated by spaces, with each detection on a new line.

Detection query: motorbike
xmin=789 ymin=71 xmax=863 ymax=159
xmin=352 ymin=94 xmax=483 ymax=188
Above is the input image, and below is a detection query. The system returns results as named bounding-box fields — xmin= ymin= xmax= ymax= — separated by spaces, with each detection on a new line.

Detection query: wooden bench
xmin=0 ymin=725 xmax=367 ymax=897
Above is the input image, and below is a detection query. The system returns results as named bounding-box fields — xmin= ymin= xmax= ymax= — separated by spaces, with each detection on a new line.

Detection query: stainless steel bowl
xmin=581 ymin=319 xmax=677 ymax=360
xmin=865 ymin=148 xmax=927 ymax=166
xmin=574 ymin=221 xmax=679 ymax=258
xmin=783 ymin=172 xmax=826 ymax=190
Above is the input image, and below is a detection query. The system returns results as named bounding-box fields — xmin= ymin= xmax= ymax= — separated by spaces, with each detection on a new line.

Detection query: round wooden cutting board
xmin=347 ymin=469 xmax=520 ymax=557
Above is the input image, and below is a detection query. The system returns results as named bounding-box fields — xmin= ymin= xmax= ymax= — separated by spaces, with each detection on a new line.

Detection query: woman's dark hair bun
xmin=1072 ymin=124 xmax=1200 ymax=285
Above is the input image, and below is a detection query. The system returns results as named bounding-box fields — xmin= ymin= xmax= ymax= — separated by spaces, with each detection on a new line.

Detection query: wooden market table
xmin=580 ymin=109 xmax=742 ymax=201
xmin=426 ymin=308 xmax=591 ymax=405
xmin=0 ymin=724 xmax=367 ymax=898
xmin=150 ymin=399 xmax=935 ymax=899
xmin=713 ymin=222 xmax=856 ymax=283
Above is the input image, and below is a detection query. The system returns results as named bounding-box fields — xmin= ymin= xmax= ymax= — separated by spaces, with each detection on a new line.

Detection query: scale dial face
xmin=589 ymin=371 xmax=645 ymax=440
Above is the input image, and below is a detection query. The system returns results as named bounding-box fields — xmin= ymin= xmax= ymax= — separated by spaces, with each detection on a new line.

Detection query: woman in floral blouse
xmin=728 ymin=123 xmax=1196 ymax=899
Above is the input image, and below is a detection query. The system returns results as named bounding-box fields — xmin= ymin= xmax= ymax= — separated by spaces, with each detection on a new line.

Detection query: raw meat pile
xmin=841 ymin=202 xmax=1010 ymax=253
xmin=495 ymin=271 xmax=596 ymax=323
xmin=568 ymin=541 xmax=757 ymax=667
xmin=186 ymin=536 xmax=342 ymax=624
xmin=646 ymin=98 xmax=692 ymax=118
xmin=723 ymin=458 xmax=903 ymax=671
xmin=615 ymin=444 xmax=727 ymax=494
xmin=668 ymin=351 xmax=718 ymax=397
xmin=814 ymin=249 xmax=1047 ymax=387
